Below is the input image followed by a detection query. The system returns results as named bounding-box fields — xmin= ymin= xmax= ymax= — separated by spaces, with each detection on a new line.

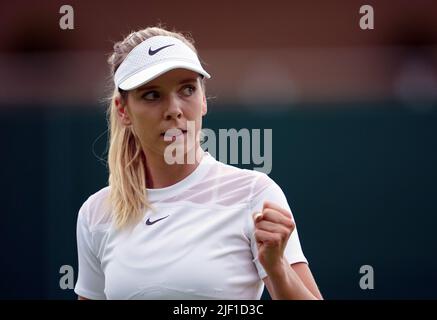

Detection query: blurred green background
xmin=2 ymin=103 xmax=436 ymax=299
xmin=1 ymin=0 xmax=437 ymax=299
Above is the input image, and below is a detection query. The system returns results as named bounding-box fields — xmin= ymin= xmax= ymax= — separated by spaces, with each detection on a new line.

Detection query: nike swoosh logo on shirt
xmin=148 ymin=44 xmax=175 ymax=55
xmin=145 ymin=215 xmax=170 ymax=225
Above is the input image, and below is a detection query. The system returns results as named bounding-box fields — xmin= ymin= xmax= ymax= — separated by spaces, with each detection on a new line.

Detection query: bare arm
xmin=254 ymin=201 xmax=323 ymax=300
xmin=263 ymin=261 xmax=323 ymax=300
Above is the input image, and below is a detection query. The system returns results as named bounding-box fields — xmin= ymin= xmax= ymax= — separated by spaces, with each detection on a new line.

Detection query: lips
xmin=160 ymin=128 xmax=187 ymax=137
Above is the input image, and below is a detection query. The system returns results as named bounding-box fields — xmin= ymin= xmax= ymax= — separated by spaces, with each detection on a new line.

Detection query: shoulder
xmin=77 ymin=186 xmax=113 ymax=231
xmin=207 ymin=157 xmax=279 ymax=203
xmin=207 ymin=158 xmax=288 ymax=210
xmin=209 ymin=156 xmax=269 ymax=182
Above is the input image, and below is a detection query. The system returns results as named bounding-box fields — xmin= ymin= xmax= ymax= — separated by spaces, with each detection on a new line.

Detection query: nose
xmin=163 ymin=95 xmax=183 ymax=120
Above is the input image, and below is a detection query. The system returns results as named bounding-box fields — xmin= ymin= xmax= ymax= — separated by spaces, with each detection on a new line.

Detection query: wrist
xmin=265 ymin=257 xmax=289 ymax=278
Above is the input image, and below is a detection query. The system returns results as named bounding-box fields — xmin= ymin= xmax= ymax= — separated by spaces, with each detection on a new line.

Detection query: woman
xmin=75 ymin=26 xmax=323 ymax=300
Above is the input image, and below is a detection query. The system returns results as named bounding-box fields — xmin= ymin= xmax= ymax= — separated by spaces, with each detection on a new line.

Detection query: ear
xmin=201 ymin=93 xmax=207 ymax=116
xmin=115 ymin=94 xmax=132 ymax=126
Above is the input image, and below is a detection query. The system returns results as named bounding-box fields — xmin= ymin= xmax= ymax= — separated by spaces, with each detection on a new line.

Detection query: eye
xmin=142 ymin=91 xmax=160 ymax=101
xmin=181 ymin=85 xmax=196 ymax=96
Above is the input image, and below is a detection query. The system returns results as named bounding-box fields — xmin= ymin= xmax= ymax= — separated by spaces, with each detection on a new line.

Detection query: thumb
xmin=253 ymin=212 xmax=263 ymax=223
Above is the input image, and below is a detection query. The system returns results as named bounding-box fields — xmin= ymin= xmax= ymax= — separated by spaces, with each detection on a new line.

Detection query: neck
xmin=144 ymin=147 xmax=205 ymax=189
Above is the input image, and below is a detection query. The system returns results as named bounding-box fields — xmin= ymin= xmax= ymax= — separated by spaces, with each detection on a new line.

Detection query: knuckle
xmin=286 ymin=218 xmax=295 ymax=229
xmin=284 ymin=210 xmax=292 ymax=218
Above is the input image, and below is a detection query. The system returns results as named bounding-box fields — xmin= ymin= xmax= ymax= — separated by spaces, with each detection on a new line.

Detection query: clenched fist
xmin=253 ymin=201 xmax=296 ymax=273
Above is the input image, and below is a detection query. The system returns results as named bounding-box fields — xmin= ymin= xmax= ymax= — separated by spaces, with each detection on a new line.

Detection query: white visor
xmin=114 ymin=35 xmax=211 ymax=90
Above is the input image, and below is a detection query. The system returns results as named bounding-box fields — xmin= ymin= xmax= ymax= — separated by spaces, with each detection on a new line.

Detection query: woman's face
xmin=116 ymin=68 xmax=207 ymax=159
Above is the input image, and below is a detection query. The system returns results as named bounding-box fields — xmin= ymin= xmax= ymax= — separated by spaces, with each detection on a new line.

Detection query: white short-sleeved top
xmin=74 ymin=152 xmax=307 ymax=300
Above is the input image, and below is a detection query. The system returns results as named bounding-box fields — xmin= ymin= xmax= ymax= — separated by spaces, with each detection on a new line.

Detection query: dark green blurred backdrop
xmin=2 ymin=102 xmax=436 ymax=299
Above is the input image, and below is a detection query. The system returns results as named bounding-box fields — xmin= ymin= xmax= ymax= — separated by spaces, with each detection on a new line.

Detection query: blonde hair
xmin=106 ymin=25 xmax=203 ymax=229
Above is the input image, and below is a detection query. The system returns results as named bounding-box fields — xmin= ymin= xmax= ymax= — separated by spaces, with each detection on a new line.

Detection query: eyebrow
xmin=136 ymin=78 xmax=198 ymax=92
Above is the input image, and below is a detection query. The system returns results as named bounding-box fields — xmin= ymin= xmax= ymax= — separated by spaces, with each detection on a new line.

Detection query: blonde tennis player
xmin=74 ymin=26 xmax=323 ymax=300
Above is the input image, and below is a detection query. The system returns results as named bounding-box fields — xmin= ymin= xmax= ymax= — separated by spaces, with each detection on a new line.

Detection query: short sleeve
xmin=248 ymin=177 xmax=308 ymax=280
xmin=74 ymin=201 xmax=106 ymax=300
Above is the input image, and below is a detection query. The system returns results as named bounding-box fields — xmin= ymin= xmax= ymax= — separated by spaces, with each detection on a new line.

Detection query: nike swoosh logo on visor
xmin=145 ymin=215 xmax=170 ymax=225
xmin=148 ymin=44 xmax=175 ymax=55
